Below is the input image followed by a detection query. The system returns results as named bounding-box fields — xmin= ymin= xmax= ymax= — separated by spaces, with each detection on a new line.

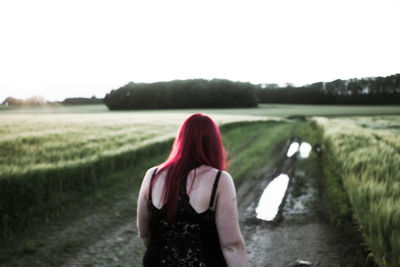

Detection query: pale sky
xmin=0 ymin=0 xmax=399 ymax=101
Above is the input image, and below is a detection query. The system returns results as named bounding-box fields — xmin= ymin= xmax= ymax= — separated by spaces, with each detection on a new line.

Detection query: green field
xmin=1 ymin=103 xmax=400 ymax=116
xmin=0 ymin=112 xmax=266 ymax=177
xmin=0 ymin=107 xmax=274 ymax=239
xmin=316 ymin=117 xmax=400 ymax=266
xmin=1 ymin=104 xmax=400 ymax=266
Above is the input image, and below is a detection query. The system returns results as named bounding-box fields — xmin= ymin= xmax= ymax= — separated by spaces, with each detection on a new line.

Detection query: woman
xmin=137 ymin=113 xmax=248 ymax=267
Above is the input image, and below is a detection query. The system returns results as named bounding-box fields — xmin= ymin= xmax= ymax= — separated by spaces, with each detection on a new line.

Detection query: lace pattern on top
xmin=158 ymin=217 xmax=206 ymax=266
xmin=148 ymin=168 xmax=221 ymax=267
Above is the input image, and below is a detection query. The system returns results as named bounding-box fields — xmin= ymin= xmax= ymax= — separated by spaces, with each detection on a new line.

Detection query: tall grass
xmin=222 ymin=121 xmax=296 ymax=183
xmin=0 ymin=113 xmax=263 ymax=177
xmin=316 ymin=117 xmax=400 ymax=266
xmin=0 ymin=140 xmax=174 ymax=238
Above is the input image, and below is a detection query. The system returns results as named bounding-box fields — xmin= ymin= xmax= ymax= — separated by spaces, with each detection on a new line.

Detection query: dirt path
xmin=1 ymin=139 xmax=360 ymax=267
xmin=61 ymin=219 xmax=144 ymax=267
xmin=238 ymin=139 xmax=346 ymax=266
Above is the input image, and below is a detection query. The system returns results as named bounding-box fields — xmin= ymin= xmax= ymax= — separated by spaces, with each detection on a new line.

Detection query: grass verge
xmin=222 ymin=120 xmax=296 ymax=184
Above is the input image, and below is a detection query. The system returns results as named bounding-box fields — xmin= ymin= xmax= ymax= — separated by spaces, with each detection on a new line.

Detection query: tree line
xmin=1 ymin=96 xmax=54 ymax=106
xmin=2 ymin=74 xmax=398 ymax=109
xmin=104 ymin=79 xmax=258 ymax=110
xmin=62 ymin=96 xmax=103 ymax=105
xmin=1 ymin=96 xmax=103 ymax=106
xmin=258 ymin=74 xmax=400 ymax=105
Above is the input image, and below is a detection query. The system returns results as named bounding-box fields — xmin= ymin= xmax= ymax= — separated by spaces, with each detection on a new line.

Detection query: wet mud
xmin=238 ymin=138 xmax=351 ymax=267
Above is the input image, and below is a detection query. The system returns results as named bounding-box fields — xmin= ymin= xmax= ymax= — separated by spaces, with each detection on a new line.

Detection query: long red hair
xmin=151 ymin=113 xmax=227 ymax=223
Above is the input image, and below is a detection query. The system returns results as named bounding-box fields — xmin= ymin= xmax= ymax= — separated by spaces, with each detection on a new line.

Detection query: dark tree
xmin=104 ymin=79 xmax=258 ymax=110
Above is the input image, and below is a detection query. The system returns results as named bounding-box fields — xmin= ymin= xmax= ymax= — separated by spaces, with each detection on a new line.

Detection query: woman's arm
xmin=215 ymin=171 xmax=249 ymax=267
xmin=136 ymin=167 xmax=156 ymax=247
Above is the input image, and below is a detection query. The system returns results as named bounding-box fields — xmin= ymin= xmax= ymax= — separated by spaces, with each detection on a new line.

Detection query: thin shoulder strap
xmin=209 ymin=170 xmax=222 ymax=208
xmin=148 ymin=168 xmax=158 ymax=201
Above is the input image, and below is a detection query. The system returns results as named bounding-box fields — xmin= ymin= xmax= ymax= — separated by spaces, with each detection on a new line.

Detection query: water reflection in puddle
xmin=254 ymin=140 xmax=313 ymax=221
xmin=255 ymin=174 xmax=290 ymax=221
xmin=299 ymin=142 xmax=312 ymax=158
xmin=286 ymin=141 xmax=312 ymax=159
xmin=286 ymin=142 xmax=299 ymax=157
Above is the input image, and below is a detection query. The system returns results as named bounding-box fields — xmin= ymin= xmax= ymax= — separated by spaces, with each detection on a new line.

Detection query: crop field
xmin=0 ymin=112 xmax=265 ymax=177
xmin=0 ymin=109 xmax=274 ymax=238
xmin=316 ymin=116 xmax=400 ymax=266
xmin=2 ymin=103 xmax=398 ymax=179
xmin=337 ymin=115 xmax=400 ymax=134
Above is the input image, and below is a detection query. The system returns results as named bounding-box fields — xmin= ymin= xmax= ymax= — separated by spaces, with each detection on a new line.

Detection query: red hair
xmin=151 ymin=113 xmax=227 ymax=223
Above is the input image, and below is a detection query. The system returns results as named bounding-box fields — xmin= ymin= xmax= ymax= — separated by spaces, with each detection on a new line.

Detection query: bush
xmin=104 ymin=79 xmax=258 ymax=110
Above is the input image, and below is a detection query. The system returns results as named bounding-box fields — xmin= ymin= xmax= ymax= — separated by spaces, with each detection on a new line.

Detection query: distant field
xmin=1 ymin=103 xmax=400 ymax=117
xmin=0 ymin=112 xmax=265 ymax=177
xmin=338 ymin=116 xmax=400 ymax=134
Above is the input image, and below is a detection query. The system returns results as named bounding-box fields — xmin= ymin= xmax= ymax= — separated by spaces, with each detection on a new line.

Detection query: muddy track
xmin=1 ymin=139 xmax=359 ymax=267
xmin=238 ymin=138 xmax=347 ymax=267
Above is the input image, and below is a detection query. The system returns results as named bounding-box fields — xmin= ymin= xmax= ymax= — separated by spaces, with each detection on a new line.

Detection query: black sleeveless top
xmin=143 ymin=168 xmax=228 ymax=267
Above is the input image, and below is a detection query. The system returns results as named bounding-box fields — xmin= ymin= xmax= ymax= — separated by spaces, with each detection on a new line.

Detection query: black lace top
xmin=143 ymin=168 xmax=227 ymax=267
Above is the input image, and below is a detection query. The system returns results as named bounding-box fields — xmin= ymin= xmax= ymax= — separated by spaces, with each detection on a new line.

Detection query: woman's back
xmin=137 ymin=113 xmax=248 ymax=267
xmin=144 ymin=165 xmax=227 ymax=267
xmin=150 ymin=165 xmax=220 ymax=213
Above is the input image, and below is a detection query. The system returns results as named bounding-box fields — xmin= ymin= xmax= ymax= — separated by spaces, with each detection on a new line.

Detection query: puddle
xmin=242 ymin=137 xmax=357 ymax=266
xmin=286 ymin=141 xmax=312 ymax=159
xmin=255 ymin=174 xmax=290 ymax=221
xmin=255 ymin=139 xmax=313 ymax=222
xmin=299 ymin=142 xmax=312 ymax=158
xmin=286 ymin=142 xmax=300 ymax=157
xmin=283 ymin=170 xmax=316 ymax=218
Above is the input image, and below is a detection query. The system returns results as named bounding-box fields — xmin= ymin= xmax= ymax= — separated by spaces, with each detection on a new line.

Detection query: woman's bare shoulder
xmin=220 ymin=170 xmax=233 ymax=179
xmin=142 ymin=166 xmax=160 ymax=184
xmin=218 ymin=170 xmax=235 ymax=191
xmin=198 ymin=167 xmax=234 ymax=191
xmin=199 ymin=167 xmax=232 ymax=181
xmin=146 ymin=166 xmax=159 ymax=175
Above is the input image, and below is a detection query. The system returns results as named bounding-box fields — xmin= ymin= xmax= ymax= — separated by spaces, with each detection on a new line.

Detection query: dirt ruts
xmin=238 ymin=138 xmax=348 ymax=267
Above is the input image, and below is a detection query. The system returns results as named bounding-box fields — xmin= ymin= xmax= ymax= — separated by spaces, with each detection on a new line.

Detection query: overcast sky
xmin=0 ymin=0 xmax=399 ymax=101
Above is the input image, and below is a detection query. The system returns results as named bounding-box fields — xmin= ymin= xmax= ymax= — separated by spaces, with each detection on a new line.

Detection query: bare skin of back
xmin=137 ymin=165 xmax=249 ymax=267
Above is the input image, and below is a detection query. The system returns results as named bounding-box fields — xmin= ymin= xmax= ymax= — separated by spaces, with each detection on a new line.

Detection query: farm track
xmin=238 ymin=139 xmax=350 ymax=266
xmin=1 ymin=139 xmax=363 ymax=267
